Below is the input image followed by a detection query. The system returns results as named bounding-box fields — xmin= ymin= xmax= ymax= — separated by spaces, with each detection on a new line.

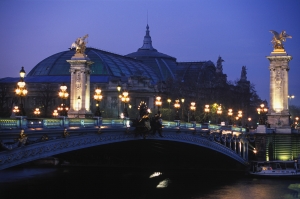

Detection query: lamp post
xmin=204 ymin=104 xmax=210 ymax=123
xmin=238 ymin=110 xmax=243 ymax=126
xmin=174 ymin=99 xmax=180 ymax=120
xmin=13 ymin=106 xmax=20 ymax=116
xmin=121 ymin=91 xmax=130 ymax=118
xmin=117 ymin=84 xmax=121 ymax=118
xmin=190 ymin=102 xmax=196 ymax=122
xmin=257 ymin=104 xmax=268 ymax=125
xmin=58 ymin=83 xmax=69 ymax=116
xmin=155 ymin=96 xmax=162 ymax=115
xmin=295 ymin=117 xmax=299 ymax=129
xmin=228 ymin=109 xmax=233 ymax=125
xmin=253 ymin=148 xmax=257 ymax=155
xmin=77 ymin=96 xmax=81 ymax=118
xmin=34 ymin=108 xmax=40 ymax=117
xmin=235 ymin=116 xmax=240 ymax=126
xmin=216 ymin=104 xmax=222 ymax=124
xmin=15 ymin=67 xmax=28 ymax=116
xmin=53 ymin=110 xmax=58 ymax=118
xmin=287 ymin=95 xmax=295 ymax=108
xmin=181 ymin=98 xmax=185 ymax=121
xmin=248 ymin=117 xmax=252 ymax=126
xmin=167 ymin=98 xmax=171 ymax=120
xmin=93 ymin=88 xmax=103 ymax=117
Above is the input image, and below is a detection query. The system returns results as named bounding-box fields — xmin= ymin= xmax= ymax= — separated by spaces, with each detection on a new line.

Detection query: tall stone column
xmin=67 ymin=53 xmax=93 ymax=118
xmin=266 ymin=49 xmax=292 ymax=133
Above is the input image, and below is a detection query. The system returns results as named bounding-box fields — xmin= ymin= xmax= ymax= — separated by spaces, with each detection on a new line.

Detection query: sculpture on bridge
xmin=71 ymin=34 xmax=89 ymax=54
xmin=0 ymin=129 xmax=27 ymax=150
xmin=270 ymin=30 xmax=292 ymax=50
xmin=134 ymin=102 xmax=151 ymax=138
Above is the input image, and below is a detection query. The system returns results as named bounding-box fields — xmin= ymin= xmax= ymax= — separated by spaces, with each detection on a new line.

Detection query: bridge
xmin=0 ymin=117 xmax=250 ymax=170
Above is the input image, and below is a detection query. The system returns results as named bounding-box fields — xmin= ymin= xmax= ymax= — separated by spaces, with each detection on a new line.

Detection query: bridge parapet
xmin=0 ymin=117 xmax=246 ymax=136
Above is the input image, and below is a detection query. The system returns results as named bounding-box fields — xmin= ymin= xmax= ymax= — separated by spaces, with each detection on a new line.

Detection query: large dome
xmin=27 ymin=47 xmax=160 ymax=83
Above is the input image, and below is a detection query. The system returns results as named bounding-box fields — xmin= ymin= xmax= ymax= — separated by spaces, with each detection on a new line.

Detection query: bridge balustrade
xmin=0 ymin=119 xmax=20 ymax=129
xmin=0 ymin=117 xmax=246 ymax=133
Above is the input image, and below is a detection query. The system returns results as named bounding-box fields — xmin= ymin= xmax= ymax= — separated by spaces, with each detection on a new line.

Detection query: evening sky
xmin=1 ymin=0 xmax=299 ymax=105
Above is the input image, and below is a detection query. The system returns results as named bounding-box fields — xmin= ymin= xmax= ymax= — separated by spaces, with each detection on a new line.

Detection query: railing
xmin=0 ymin=117 xmax=246 ymax=133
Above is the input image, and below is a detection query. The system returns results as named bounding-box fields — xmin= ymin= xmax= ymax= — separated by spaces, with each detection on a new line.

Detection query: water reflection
xmin=0 ymin=168 xmax=56 ymax=182
xmin=149 ymin=171 xmax=162 ymax=178
xmin=1 ymin=167 xmax=300 ymax=199
xmin=156 ymin=178 xmax=171 ymax=188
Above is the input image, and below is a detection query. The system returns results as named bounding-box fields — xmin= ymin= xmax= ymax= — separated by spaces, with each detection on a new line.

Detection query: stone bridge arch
xmin=0 ymin=130 xmax=248 ymax=170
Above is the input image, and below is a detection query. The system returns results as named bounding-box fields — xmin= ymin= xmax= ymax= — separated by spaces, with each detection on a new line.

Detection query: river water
xmin=1 ymin=166 xmax=300 ymax=199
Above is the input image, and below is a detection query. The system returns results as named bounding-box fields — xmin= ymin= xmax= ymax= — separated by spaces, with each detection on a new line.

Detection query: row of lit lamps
xmin=12 ymin=68 xmax=297 ymax=122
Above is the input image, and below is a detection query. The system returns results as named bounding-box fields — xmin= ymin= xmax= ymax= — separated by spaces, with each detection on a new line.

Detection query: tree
xmin=35 ymin=83 xmax=57 ymax=117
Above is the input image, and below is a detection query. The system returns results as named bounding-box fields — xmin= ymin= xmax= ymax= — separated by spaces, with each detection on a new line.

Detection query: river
xmin=1 ymin=166 xmax=300 ymax=199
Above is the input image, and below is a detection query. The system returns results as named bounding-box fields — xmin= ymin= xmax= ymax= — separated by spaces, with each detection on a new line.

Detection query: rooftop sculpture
xmin=240 ymin=66 xmax=247 ymax=81
xmin=216 ymin=56 xmax=224 ymax=73
xmin=270 ymin=30 xmax=292 ymax=50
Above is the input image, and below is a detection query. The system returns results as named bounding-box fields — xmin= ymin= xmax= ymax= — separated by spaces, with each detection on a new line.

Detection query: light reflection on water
xmin=0 ymin=167 xmax=300 ymax=199
xmin=149 ymin=171 xmax=162 ymax=178
xmin=156 ymin=178 xmax=171 ymax=188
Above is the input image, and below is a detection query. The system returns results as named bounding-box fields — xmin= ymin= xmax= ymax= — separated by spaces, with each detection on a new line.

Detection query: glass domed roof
xmin=27 ymin=47 xmax=160 ymax=83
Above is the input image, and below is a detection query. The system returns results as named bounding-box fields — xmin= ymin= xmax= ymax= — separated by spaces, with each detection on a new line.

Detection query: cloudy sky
xmin=1 ymin=0 xmax=300 ymax=106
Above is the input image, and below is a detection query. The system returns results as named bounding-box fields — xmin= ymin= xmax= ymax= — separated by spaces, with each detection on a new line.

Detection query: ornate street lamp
xmin=155 ymin=96 xmax=162 ymax=115
xmin=237 ymin=110 xmax=243 ymax=126
xmin=216 ymin=104 xmax=222 ymax=124
xmin=15 ymin=67 xmax=28 ymax=116
xmin=257 ymin=104 xmax=268 ymax=125
xmin=248 ymin=117 xmax=252 ymax=125
xmin=94 ymin=88 xmax=103 ymax=117
xmin=13 ymin=106 xmax=20 ymax=115
xmin=121 ymin=91 xmax=130 ymax=118
xmin=294 ymin=117 xmax=299 ymax=129
xmin=228 ymin=109 xmax=233 ymax=125
xmin=190 ymin=102 xmax=196 ymax=122
xmin=34 ymin=108 xmax=40 ymax=117
xmin=117 ymin=83 xmax=121 ymax=118
xmin=181 ymin=98 xmax=185 ymax=120
xmin=287 ymin=95 xmax=295 ymax=108
xmin=253 ymin=148 xmax=257 ymax=154
xmin=235 ymin=116 xmax=240 ymax=126
xmin=174 ymin=99 xmax=180 ymax=120
xmin=167 ymin=98 xmax=171 ymax=120
xmin=204 ymin=104 xmax=210 ymax=123
xmin=58 ymin=83 xmax=69 ymax=116
xmin=53 ymin=110 xmax=58 ymax=117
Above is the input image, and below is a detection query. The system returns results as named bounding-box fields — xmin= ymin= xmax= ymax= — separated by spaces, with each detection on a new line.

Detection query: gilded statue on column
xmin=71 ymin=34 xmax=89 ymax=54
xmin=270 ymin=30 xmax=292 ymax=50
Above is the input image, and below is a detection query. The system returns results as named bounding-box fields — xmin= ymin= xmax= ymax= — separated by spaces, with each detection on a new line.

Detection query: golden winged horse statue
xmin=270 ymin=30 xmax=292 ymax=50
xmin=70 ymin=34 xmax=89 ymax=54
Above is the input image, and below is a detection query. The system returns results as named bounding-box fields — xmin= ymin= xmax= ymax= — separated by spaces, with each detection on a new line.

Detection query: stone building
xmin=0 ymin=24 xmax=253 ymax=119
